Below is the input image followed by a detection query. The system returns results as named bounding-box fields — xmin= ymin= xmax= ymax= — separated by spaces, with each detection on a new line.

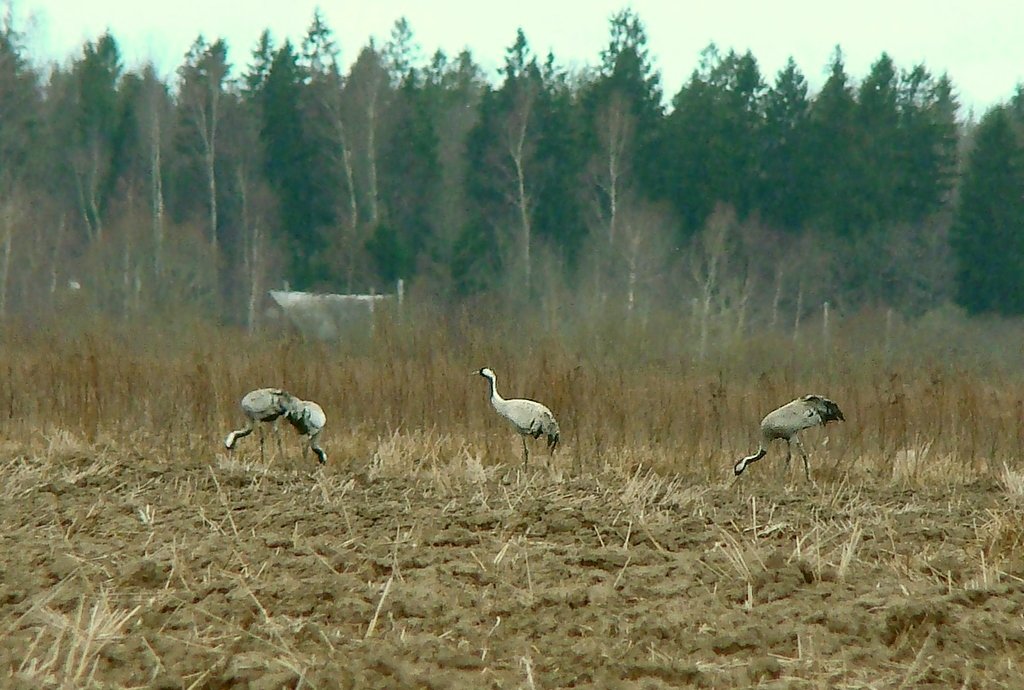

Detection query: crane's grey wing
xmin=241 ymin=388 xmax=292 ymax=420
xmin=497 ymin=399 xmax=549 ymax=434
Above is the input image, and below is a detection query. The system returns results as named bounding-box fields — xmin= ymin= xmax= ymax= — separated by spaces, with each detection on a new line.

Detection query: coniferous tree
xmin=54 ymin=32 xmax=124 ymax=242
xmin=950 ymin=107 xmax=1024 ymax=314
xmin=0 ymin=17 xmax=39 ymax=192
xmin=759 ymin=58 xmax=812 ymax=231
xmin=853 ymin=53 xmax=901 ymax=229
xmin=662 ymin=47 xmax=722 ymax=239
xmin=532 ymin=54 xmax=586 ymax=264
xmin=895 ymin=68 xmax=959 ymax=222
xmin=403 ymin=49 xmax=484 ymax=296
xmin=369 ymin=71 xmax=440 ymax=283
xmin=258 ymin=41 xmax=322 ymax=286
xmin=663 ymin=47 xmax=765 ymax=238
xmin=580 ymin=9 xmax=663 ymax=268
xmin=587 ymin=9 xmax=664 ymax=196
xmin=806 ymin=47 xmax=858 ymax=236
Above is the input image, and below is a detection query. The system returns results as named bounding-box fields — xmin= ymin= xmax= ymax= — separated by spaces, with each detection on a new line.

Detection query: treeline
xmin=1 ymin=9 xmax=1023 ymax=329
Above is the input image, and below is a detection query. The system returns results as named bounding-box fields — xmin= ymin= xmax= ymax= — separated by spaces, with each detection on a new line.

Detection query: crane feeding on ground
xmin=284 ymin=398 xmax=328 ymax=465
xmin=475 ymin=367 xmax=560 ymax=468
xmin=734 ymin=394 xmax=845 ymax=480
xmin=224 ymin=387 xmax=327 ymax=465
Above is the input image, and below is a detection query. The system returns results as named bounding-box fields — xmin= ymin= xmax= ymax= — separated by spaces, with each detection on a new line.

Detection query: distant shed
xmin=266 ymin=280 xmax=404 ymax=341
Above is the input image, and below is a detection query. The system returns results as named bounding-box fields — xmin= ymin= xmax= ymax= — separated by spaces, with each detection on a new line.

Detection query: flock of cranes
xmin=224 ymin=371 xmax=844 ymax=480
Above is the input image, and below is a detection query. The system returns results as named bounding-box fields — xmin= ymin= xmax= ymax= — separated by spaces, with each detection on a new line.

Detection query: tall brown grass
xmin=2 ymin=302 xmax=1022 ymax=484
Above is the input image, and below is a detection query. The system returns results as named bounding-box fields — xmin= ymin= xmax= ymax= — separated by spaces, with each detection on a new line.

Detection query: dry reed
xmin=0 ymin=305 xmax=1021 ymax=485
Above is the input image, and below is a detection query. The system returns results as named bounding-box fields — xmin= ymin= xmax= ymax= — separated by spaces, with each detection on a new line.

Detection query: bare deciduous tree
xmin=178 ymin=37 xmax=229 ymax=255
xmin=502 ymin=81 xmax=538 ymax=292
xmin=688 ymin=205 xmax=757 ymax=359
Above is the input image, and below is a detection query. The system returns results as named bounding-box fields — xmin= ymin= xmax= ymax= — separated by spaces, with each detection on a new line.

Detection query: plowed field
xmin=2 ymin=436 xmax=1023 ymax=688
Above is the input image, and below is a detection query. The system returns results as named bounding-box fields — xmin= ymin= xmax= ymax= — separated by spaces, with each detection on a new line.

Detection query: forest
xmin=1 ymin=8 xmax=1023 ymax=334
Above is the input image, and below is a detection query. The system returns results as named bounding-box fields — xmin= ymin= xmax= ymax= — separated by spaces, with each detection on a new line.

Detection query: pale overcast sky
xmin=17 ymin=0 xmax=1024 ymax=116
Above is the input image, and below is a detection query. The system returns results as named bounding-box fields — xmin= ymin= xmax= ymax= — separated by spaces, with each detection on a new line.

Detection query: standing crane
xmin=224 ymin=388 xmax=327 ymax=465
xmin=734 ymin=394 xmax=845 ymax=480
xmin=475 ymin=367 xmax=560 ymax=468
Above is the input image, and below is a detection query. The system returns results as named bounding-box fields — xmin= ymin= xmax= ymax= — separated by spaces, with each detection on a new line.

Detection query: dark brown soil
xmin=2 ymin=443 xmax=1023 ymax=688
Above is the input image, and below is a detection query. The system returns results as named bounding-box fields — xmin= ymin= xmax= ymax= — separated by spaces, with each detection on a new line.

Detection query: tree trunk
xmin=49 ymin=217 xmax=66 ymax=299
xmin=238 ymin=166 xmax=262 ymax=334
xmin=366 ymin=88 xmax=380 ymax=225
xmin=206 ymin=148 xmax=217 ymax=254
xmin=0 ymin=204 xmax=14 ymax=320
xmin=507 ymin=99 xmax=532 ymax=293
xmin=332 ymin=114 xmax=360 ymax=289
xmin=88 ymin=144 xmax=103 ymax=240
xmin=151 ymin=111 xmax=165 ymax=281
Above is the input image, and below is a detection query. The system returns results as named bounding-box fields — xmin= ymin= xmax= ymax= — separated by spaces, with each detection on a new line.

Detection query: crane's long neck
xmin=486 ymin=375 xmax=505 ymax=406
xmin=734 ymin=446 xmax=767 ymax=476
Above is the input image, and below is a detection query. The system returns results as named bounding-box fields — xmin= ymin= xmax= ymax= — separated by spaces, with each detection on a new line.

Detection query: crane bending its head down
xmin=476 ymin=367 xmax=560 ymax=467
xmin=224 ymin=388 xmax=327 ymax=465
xmin=734 ymin=394 xmax=844 ymax=480
xmin=284 ymin=398 xmax=328 ymax=465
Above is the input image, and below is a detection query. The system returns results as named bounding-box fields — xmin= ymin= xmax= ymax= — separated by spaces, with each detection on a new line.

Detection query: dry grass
xmin=1 ymin=310 xmax=1024 ymax=686
xmin=1 ymin=308 xmax=1022 ymax=486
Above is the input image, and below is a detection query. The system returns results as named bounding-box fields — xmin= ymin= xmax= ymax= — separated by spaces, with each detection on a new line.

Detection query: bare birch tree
xmin=300 ymin=11 xmax=362 ymax=288
xmin=178 ymin=37 xmax=229 ymax=255
xmin=503 ymin=80 xmax=537 ymax=292
xmin=0 ymin=191 xmax=19 ymax=319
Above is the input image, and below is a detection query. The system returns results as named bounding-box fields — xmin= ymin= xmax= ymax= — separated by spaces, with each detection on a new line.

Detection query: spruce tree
xmin=951 ymin=107 xmax=1024 ymax=314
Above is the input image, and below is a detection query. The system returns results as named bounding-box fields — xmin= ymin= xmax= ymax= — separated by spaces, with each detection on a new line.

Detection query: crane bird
xmin=284 ymin=398 xmax=328 ymax=465
xmin=475 ymin=367 xmax=560 ymax=468
xmin=224 ymin=388 xmax=327 ymax=465
xmin=734 ymin=394 xmax=845 ymax=480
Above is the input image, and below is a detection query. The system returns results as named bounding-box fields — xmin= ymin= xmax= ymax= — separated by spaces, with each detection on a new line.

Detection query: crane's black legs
xmin=522 ymin=437 xmax=530 ymax=468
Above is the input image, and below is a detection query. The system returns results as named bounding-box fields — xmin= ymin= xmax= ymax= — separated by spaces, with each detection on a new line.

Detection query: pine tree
xmin=369 ymin=72 xmax=440 ymax=283
xmin=63 ymin=32 xmax=124 ymax=241
xmin=853 ymin=53 xmax=901 ymax=229
xmin=951 ymin=107 xmax=1024 ymax=314
xmin=0 ymin=16 xmax=39 ymax=191
xmin=258 ymin=40 xmax=323 ymax=286
xmin=806 ymin=47 xmax=858 ymax=236
xmin=895 ymin=68 xmax=959 ymax=223
xmin=759 ymin=58 xmax=812 ymax=231
xmin=662 ymin=46 xmax=765 ymax=237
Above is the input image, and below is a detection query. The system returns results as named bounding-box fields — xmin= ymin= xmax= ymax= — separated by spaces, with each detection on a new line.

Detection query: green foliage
xmin=374 ymin=73 xmax=441 ymax=280
xmin=951 ymin=107 xmax=1024 ymax=314
xmin=805 ymin=47 xmax=859 ymax=236
xmin=258 ymin=41 xmax=328 ymax=286
xmin=0 ymin=16 xmax=40 ymax=188
xmin=663 ymin=46 xmax=766 ymax=239
xmin=4 ymin=10 xmax=1022 ymax=322
xmin=759 ymin=58 xmax=812 ymax=231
